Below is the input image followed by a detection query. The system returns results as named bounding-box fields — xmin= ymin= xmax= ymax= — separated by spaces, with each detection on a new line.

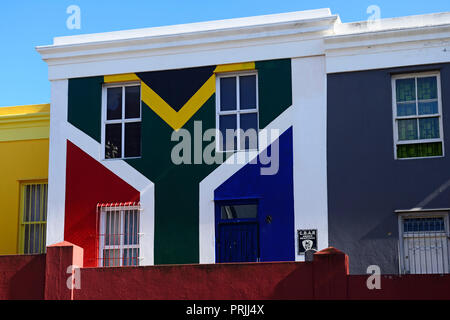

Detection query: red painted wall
xmin=2 ymin=244 xmax=450 ymax=300
xmin=64 ymin=141 xmax=140 ymax=267
xmin=0 ymin=254 xmax=45 ymax=300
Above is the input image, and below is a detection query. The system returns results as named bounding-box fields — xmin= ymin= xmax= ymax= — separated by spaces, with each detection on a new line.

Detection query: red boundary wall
xmin=0 ymin=242 xmax=449 ymax=300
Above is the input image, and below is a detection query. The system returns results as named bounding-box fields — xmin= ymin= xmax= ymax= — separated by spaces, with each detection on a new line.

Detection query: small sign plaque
xmin=297 ymin=229 xmax=317 ymax=254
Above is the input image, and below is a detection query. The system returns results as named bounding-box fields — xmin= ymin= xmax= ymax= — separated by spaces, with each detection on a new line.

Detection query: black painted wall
xmin=327 ymin=63 xmax=450 ymax=274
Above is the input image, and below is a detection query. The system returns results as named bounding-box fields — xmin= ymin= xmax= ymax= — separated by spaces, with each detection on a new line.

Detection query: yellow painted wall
xmin=0 ymin=104 xmax=49 ymax=254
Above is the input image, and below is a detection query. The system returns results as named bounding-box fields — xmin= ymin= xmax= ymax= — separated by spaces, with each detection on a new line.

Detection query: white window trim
xmin=101 ymin=82 xmax=142 ymax=160
xmin=397 ymin=211 xmax=450 ymax=274
xmin=99 ymin=204 xmax=143 ymax=267
xmin=391 ymin=71 xmax=445 ymax=160
xmin=215 ymin=71 xmax=259 ymax=152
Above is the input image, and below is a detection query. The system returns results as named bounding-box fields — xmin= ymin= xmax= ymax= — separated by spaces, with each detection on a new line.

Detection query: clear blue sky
xmin=1 ymin=0 xmax=449 ymax=107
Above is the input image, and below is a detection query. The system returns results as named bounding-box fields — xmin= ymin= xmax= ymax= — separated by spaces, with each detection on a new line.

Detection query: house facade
xmin=0 ymin=104 xmax=50 ymax=255
xmin=37 ymin=9 xmax=450 ymax=273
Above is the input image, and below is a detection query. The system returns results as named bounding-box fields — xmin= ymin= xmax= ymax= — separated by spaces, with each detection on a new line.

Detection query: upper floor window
xmin=216 ymin=72 xmax=259 ymax=152
xmin=392 ymin=72 xmax=444 ymax=159
xmin=102 ymin=83 xmax=141 ymax=159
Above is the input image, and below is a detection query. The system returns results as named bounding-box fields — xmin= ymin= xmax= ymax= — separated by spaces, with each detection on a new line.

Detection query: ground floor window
xmin=98 ymin=203 xmax=141 ymax=267
xmin=398 ymin=212 xmax=449 ymax=274
xmin=19 ymin=182 xmax=48 ymax=254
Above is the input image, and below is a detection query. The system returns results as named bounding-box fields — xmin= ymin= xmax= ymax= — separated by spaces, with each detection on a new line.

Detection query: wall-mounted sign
xmin=297 ymin=229 xmax=317 ymax=254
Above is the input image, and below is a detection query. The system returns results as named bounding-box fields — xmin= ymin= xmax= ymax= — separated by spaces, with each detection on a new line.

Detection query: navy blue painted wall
xmin=214 ymin=127 xmax=295 ymax=262
xmin=327 ymin=63 xmax=450 ymax=274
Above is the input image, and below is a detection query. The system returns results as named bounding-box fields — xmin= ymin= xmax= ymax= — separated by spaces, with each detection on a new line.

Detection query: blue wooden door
xmin=218 ymin=222 xmax=259 ymax=263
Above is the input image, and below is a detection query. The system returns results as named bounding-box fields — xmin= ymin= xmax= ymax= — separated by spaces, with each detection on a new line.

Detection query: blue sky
xmin=1 ymin=0 xmax=449 ymax=107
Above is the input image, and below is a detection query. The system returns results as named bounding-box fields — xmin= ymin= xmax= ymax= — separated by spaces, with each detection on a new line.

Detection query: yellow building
xmin=0 ymin=104 xmax=50 ymax=255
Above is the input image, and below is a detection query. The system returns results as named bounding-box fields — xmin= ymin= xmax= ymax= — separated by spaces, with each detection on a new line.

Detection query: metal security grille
xmin=97 ymin=203 xmax=142 ymax=267
xmin=20 ymin=183 xmax=48 ymax=254
xmin=400 ymin=216 xmax=450 ymax=274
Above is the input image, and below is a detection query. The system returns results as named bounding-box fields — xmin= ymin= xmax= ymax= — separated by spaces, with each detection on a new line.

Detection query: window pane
xmin=397 ymin=142 xmax=442 ymax=158
xmin=397 ymin=102 xmax=416 ymax=117
xmin=124 ymin=122 xmax=141 ymax=158
xmin=240 ymin=113 xmax=258 ymax=150
xmin=125 ymin=86 xmax=140 ymax=119
xmin=404 ymin=217 xmax=445 ymax=232
xmin=105 ymin=211 xmax=121 ymax=246
xmin=105 ymin=124 xmax=122 ymax=159
xmin=219 ymin=114 xmax=237 ymax=151
xmin=103 ymin=249 xmax=120 ymax=267
xmin=220 ymin=77 xmax=237 ymax=111
xmin=396 ymin=78 xmax=416 ymax=102
xmin=398 ymin=119 xmax=418 ymax=140
xmin=419 ymin=117 xmax=440 ymax=139
xmin=239 ymin=75 xmax=257 ymax=109
xmin=418 ymin=101 xmax=438 ymax=115
xmin=107 ymin=87 xmax=122 ymax=120
xmin=124 ymin=210 xmax=139 ymax=245
xmin=221 ymin=204 xmax=258 ymax=219
xmin=417 ymin=77 xmax=437 ymax=100
xmin=123 ymin=248 xmax=139 ymax=266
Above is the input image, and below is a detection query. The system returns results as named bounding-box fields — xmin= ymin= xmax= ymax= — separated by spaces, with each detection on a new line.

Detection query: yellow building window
xmin=19 ymin=183 xmax=48 ymax=254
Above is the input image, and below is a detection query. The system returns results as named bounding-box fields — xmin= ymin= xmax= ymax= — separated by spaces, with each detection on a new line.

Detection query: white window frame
xmin=99 ymin=204 xmax=143 ymax=267
xmin=397 ymin=211 xmax=450 ymax=274
xmin=101 ymin=82 xmax=142 ymax=160
xmin=215 ymin=71 xmax=259 ymax=152
xmin=391 ymin=71 xmax=445 ymax=160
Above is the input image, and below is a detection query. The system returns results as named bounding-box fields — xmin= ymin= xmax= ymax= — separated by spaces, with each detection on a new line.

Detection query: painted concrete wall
xmin=0 ymin=105 xmax=49 ymax=254
xmin=327 ymin=63 xmax=450 ymax=274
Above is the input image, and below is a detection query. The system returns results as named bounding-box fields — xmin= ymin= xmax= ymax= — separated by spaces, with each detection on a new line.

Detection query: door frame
xmin=214 ymin=198 xmax=260 ymax=263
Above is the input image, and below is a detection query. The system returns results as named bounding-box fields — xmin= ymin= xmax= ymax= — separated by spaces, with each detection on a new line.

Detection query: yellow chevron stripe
xmin=106 ymin=62 xmax=254 ymax=130
xmin=104 ymin=73 xmax=141 ymax=83
xmin=214 ymin=62 xmax=255 ymax=73
xmin=141 ymin=74 xmax=216 ymax=130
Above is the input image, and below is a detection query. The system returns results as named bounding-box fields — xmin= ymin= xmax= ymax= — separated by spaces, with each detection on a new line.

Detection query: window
xmin=216 ymin=73 xmax=259 ymax=152
xmin=19 ymin=183 xmax=48 ymax=254
xmin=398 ymin=213 xmax=449 ymax=274
xmin=102 ymin=83 xmax=141 ymax=159
xmin=392 ymin=72 xmax=444 ymax=159
xmin=98 ymin=203 xmax=141 ymax=267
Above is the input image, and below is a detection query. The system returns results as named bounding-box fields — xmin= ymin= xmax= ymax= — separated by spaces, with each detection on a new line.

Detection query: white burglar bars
xmin=97 ymin=202 xmax=142 ymax=267
xmin=400 ymin=215 xmax=450 ymax=274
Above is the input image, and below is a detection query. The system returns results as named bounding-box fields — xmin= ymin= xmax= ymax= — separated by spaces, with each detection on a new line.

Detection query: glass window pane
xmin=240 ymin=113 xmax=258 ymax=150
xmin=105 ymin=211 xmax=121 ymax=246
xmin=123 ymin=248 xmax=139 ymax=266
xmin=124 ymin=210 xmax=139 ymax=245
xmin=219 ymin=114 xmax=237 ymax=151
xmin=221 ymin=204 xmax=258 ymax=219
xmin=124 ymin=122 xmax=141 ymax=158
xmin=125 ymin=86 xmax=140 ymax=119
xmin=397 ymin=142 xmax=442 ymax=158
xmin=397 ymin=102 xmax=416 ymax=117
xmin=220 ymin=77 xmax=237 ymax=111
xmin=417 ymin=76 xmax=437 ymax=100
xmin=105 ymin=124 xmax=122 ymax=159
xmin=103 ymin=249 xmax=120 ymax=267
xmin=404 ymin=217 xmax=445 ymax=232
xmin=418 ymin=101 xmax=438 ymax=115
xmin=419 ymin=117 xmax=440 ymax=139
xmin=239 ymin=75 xmax=257 ymax=109
xmin=396 ymin=78 xmax=416 ymax=102
xmin=398 ymin=119 xmax=418 ymax=140
xmin=107 ymin=87 xmax=122 ymax=120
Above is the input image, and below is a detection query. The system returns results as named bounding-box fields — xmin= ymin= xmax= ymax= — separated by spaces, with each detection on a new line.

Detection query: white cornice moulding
xmin=36 ymin=10 xmax=338 ymax=80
